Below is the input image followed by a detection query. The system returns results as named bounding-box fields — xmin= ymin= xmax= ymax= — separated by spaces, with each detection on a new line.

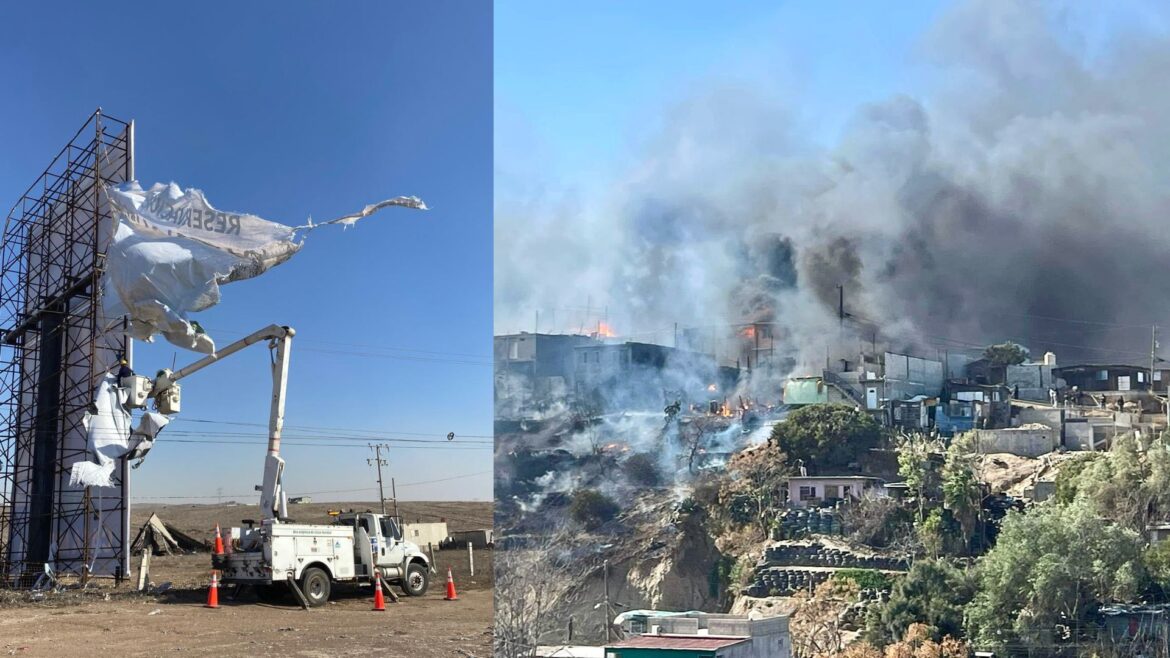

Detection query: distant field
xmin=132 ymin=500 xmax=494 ymax=540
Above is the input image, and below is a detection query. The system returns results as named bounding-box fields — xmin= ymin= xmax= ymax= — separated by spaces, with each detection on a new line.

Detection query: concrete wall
xmin=884 ymin=352 xmax=944 ymax=399
xmin=976 ymin=427 xmax=1059 ymax=457
xmin=1016 ymin=407 xmax=1063 ymax=430
xmin=724 ymin=636 xmax=791 ymax=658
xmin=403 ymin=522 xmax=448 ymax=548
xmin=941 ymin=352 xmax=977 ymax=379
xmin=1005 ymin=363 xmax=1057 ymax=401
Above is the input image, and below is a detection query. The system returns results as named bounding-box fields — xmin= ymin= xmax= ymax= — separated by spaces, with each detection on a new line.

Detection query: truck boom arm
xmin=155 ymin=324 xmax=295 ymax=522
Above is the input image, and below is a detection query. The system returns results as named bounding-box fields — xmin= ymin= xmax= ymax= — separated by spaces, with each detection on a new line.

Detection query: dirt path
xmin=0 ymin=585 xmax=491 ymax=657
xmin=0 ymin=547 xmax=492 ymax=657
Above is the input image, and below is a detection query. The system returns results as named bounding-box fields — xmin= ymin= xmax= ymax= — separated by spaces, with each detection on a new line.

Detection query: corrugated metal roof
xmin=609 ymin=636 xmax=747 ymax=649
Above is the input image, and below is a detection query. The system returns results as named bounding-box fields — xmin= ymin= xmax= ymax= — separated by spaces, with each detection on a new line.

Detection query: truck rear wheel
xmin=300 ymin=567 xmax=331 ymax=607
xmin=401 ymin=562 xmax=429 ymax=596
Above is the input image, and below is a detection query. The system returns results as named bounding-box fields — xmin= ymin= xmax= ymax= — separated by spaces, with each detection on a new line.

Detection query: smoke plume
xmin=496 ymin=1 xmax=1170 ymax=370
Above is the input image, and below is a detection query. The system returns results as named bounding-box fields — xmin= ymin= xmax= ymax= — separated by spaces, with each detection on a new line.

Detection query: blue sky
xmin=496 ymin=0 xmax=946 ymax=195
xmin=495 ymin=0 xmax=1169 ymax=196
xmin=0 ymin=2 xmax=493 ymax=503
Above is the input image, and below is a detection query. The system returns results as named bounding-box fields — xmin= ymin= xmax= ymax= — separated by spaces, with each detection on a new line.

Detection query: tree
xmin=1144 ymin=539 xmax=1170 ymax=599
xmin=982 ymin=342 xmax=1028 ymax=367
xmin=494 ymin=529 xmax=583 ymax=658
xmin=874 ymin=559 xmax=973 ymax=646
xmin=569 ymin=489 xmax=620 ymax=530
xmin=884 ymin=624 xmax=968 ymax=658
xmin=1052 ymin=452 xmax=1102 ymax=504
xmin=839 ymin=492 xmax=914 ymax=548
xmin=843 ymin=625 xmax=967 ymax=658
xmin=791 ymin=579 xmax=860 ymax=658
xmin=896 ymin=435 xmax=943 ymax=521
xmin=1056 ymin=433 xmax=1170 ymax=533
xmin=917 ymin=509 xmax=948 ymax=558
xmin=770 ymin=404 xmax=884 ymax=472
xmin=941 ymin=434 xmax=981 ymax=554
xmin=965 ymin=502 xmax=1146 ymax=655
xmin=719 ymin=441 xmax=790 ymax=533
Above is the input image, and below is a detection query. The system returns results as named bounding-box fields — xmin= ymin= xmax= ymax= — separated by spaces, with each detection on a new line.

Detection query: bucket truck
xmin=127 ymin=324 xmax=432 ymax=606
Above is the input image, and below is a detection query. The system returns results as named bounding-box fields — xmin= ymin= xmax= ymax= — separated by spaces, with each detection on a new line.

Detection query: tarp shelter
xmin=130 ymin=513 xmax=206 ymax=555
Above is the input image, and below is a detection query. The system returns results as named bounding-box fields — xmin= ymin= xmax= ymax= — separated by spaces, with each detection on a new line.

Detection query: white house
xmin=786 ymin=476 xmax=886 ymax=509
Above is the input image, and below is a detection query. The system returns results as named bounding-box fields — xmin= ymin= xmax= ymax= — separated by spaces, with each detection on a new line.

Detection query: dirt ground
xmin=0 ymin=501 xmax=493 ymax=657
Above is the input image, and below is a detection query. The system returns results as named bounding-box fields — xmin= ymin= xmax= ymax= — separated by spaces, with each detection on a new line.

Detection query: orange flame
xmin=596 ymin=322 xmax=616 ymax=338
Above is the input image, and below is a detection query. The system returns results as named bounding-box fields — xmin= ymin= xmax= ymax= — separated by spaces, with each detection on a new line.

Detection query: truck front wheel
xmin=401 ymin=562 xmax=429 ymax=596
xmin=300 ymin=567 xmax=331 ymax=607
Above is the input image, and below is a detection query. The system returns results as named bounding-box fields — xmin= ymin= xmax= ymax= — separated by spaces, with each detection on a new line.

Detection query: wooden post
xmin=468 ymin=541 xmax=474 ymax=576
xmin=136 ymin=549 xmax=151 ymax=591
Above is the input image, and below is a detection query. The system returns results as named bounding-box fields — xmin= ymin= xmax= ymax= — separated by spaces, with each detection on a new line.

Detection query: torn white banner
xmin=70 ymin=375 xmax=171 ymax=487
xmin=103 ymin=181 xmax=426 ymax=353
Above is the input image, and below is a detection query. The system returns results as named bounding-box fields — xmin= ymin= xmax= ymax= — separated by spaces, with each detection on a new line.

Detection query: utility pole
xmin=367 ymin=443 xmax=389 ymax=515
xmin=1151 ymin=325 xmax=1158 ymax=392
xmin=391 ymin=477 xmax=400 ymax=525
xmin=602 ymin=559 xmax=611 ymax=642
xmin=838 ymin=284 xmax=845 ymax=327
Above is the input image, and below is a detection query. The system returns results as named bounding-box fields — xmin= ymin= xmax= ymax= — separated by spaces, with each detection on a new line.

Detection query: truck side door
xmin=359 ymin=513 xmax=386 ymax=565
xmin=380 ymin=517 xmax=407 ymax=566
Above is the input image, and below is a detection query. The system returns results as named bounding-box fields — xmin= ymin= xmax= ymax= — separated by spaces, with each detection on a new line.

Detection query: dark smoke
xmin=496 ymin=1 xmax=1170 ymax=368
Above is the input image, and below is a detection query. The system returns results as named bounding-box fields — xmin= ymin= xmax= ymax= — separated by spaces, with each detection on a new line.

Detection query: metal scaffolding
xmin=0 ymin=109 xmax=134 ymax=587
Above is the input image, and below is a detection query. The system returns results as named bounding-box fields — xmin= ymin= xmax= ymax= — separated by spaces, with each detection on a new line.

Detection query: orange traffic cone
xmin=205 ymin=570 xmax=220 ymax=608
xmin=213 ymin=523 xmax=224 ymax=555
xmin=372 ymin=569 xmax=386 ymax=611
xmin=444 ymin=567 xmax=458 ymax=601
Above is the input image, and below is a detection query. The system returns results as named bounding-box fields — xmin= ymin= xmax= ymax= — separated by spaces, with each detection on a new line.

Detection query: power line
xmin=160 ymin=429 xmax=493 ymax=445
xmin=296 ymin=346 xmax=491 ymax=366
xmin=394 ymin=470 xmax=492 ymax=488
xmin=170 ymin=416 xmax=493 ymax=440
xmin=129 ymin=470 xmax=490 ymax=501
xmin=152 ymin=438 xmax=489 ymax=450
xmin=195 ymin=325 xmax=492 ymax=365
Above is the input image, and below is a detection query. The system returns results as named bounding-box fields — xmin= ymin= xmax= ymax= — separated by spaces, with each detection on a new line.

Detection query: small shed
xmin=449 ymin=528 xmax=493 ymax=549
xmin=403 ymin=521 xmax=449 ymax=548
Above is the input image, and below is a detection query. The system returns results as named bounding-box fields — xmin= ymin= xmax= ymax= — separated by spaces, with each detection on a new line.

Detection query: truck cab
xmin=335 ymin=511 xmax=431 ymax=596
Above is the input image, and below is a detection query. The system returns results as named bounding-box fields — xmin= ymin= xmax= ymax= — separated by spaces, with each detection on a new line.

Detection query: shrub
xmin=834 ymin=568 xmax=892 ymax=592
xmin=624 ymin=452 xmax=661 ymax=487
xmin=569 ymin=489 xmax=620 ymax=530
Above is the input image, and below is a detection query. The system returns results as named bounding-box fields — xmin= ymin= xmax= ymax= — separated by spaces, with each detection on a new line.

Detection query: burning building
xmin=573 ymin=341 xmax=738 ymax=412
xmin=494 ymin=332 xmax=599 ymax=420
